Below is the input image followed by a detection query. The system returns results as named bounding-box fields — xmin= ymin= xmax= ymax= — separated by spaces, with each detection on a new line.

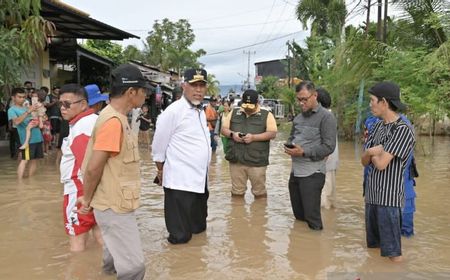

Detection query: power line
xmin=281 ymin=0 xmax=296 ymax=6
xmin=256 ymin=1 xmax=289 ymax=53
xmin=123 ymin=18 xmax=297 ymax=34
xmin=195 ymin=18 xmax=296 ymax=31
xmin=252 ymin=0 xmax=278 ymax=45
xmin=190 ymin=2 xmax=286 ymax=24
xmin=203 ymin=31 xmax=304 ymax=56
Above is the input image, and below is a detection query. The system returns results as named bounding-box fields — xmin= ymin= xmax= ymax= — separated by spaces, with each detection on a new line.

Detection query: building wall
xmin=255 ymin=59 xmax=287 ymax=79
xmin=21 ymin=49 xmax=51 ymax=89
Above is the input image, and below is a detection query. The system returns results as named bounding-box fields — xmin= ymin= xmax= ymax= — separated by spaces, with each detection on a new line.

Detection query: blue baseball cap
xmin=85 ymin=84 xmax=108 ymax=106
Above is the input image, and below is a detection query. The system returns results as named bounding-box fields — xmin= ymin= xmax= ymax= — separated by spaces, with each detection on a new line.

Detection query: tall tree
xmin=144 ymin=18 xmax=205 ymax=74
xmin=0 ymin=0 xmax=54 ymax=90
xmin=296 ymin=0 xmax=347 ymax=41
xmin=123 ymin=45 xmax=144 ymax=62
xmin=206 ymin=73 xmax=220 ymax=97
xmin=392 ymin=0 xmax=449 ymax=48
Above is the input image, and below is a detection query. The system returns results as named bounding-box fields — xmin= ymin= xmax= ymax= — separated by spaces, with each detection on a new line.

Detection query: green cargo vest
xmin=225 ymin=108 xmax=270 ymax=167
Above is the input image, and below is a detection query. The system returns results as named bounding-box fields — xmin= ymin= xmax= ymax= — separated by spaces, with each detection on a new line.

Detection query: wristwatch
xmin=229 ymin=132 xmax=234 ymax=139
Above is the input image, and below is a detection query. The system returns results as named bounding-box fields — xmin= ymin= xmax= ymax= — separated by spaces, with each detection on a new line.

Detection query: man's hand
xmin=29 ymin=104 xmax=39 ymax=112
xmin=155 ymin=170 xmax=163 ymax=186
xmin=29 ymin=119 xmax=39 ymax=128
xmin=75 ymin=196 xmax=92 ymax=215
xmin=241 ymin=133 xmax=254 ymax=144
xmin=232 ymin=132 xmax=245 ymax=143
xmin=284 ymin=143 xmax=304 ymax=157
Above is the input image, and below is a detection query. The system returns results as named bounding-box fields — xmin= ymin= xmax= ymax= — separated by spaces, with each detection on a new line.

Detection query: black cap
xmin=368 ymin=81 xmax=406 ymax=111
xmin=242 ymin=89 xmax=259 ymax=104
xmin=111 ymin=64 xmax=151 ymax=89
xmin=184 ymin=68 xmax=207 ymax=84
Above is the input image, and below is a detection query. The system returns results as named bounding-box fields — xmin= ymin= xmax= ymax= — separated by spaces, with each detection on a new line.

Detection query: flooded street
xmin=1 ymin=124 xmax=449 ymax=279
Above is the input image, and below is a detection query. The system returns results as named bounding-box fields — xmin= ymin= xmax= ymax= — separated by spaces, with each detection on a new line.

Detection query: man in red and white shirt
xmin=59 ymin=84 xmax=103 ymax=252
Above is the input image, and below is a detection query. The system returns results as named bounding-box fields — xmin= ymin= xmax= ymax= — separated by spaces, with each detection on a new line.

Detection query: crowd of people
xmin=4 ymin=81 xmax=110 ymax=177
xmin=4 ymin=63 xmax=418 ymax=278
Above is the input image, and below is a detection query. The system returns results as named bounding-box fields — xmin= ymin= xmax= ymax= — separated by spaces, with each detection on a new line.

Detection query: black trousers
xmin=164 ymin=185 xmax=209 ymax=244
xmin=288 ymin=172 xmax=325 ymax=230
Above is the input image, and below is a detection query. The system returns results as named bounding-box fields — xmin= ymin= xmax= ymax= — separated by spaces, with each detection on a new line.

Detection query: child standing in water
xmin=41 ymin=114 xmax=52 ymax=154
xmin=137 ymin=104 xmax=152 ymax=147
xmin=19 ymin=92 xmax=45 ymax=150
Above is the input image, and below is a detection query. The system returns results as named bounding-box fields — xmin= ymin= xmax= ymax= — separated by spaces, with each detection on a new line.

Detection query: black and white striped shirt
xmin=365 ymin=118 xmax=415 ymax=207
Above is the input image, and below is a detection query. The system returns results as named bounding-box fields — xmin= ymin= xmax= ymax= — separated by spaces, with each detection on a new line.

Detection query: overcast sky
xmin=62 ymin=0 xmax=375 ymax=85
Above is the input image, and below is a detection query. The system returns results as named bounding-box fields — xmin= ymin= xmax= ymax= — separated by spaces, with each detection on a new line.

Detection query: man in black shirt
xmin=361 ymin=82 xmax=415 ymax=262
xmin=46 ymin=86 xmax=61 ymax=146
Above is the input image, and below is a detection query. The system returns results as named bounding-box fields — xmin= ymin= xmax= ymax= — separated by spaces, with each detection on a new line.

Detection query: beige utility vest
xmin=82 ymin=105 xmax=141 ymax=213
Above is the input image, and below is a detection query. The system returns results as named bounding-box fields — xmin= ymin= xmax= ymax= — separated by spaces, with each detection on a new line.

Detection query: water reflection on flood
xmin=0 ymin=125 xmax=449 ymax=279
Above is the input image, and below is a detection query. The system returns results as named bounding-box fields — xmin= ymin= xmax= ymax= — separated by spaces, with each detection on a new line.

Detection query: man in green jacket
xmin=221 ymin=89 xmax=277 ymax=198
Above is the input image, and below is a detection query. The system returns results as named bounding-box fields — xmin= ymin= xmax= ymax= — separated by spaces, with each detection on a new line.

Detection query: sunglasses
xmin=59 ymin=99 xmax=85 ymax=109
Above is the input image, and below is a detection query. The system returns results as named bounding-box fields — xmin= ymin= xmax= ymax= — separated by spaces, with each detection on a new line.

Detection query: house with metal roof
xmin=22 ymin=0 xmax=138 ymax=89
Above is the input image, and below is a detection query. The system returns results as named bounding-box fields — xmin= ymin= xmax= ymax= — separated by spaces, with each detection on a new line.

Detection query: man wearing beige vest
xmin=77 ymin=64 xmax=150 ymax=279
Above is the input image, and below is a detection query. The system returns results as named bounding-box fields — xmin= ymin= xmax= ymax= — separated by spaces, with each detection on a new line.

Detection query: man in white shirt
xmin=152 ymin=68 xmax=211 ymax=244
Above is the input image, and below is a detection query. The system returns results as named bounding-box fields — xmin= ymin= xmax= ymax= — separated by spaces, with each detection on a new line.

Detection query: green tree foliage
xmin=278 ymin=86 xmax=298 ymax=116
xmin=123 ymin=45 xmax=145 ymax=62
xmin=144 ymin=18 xmax=205 ymax=74
xmin=296 ymin=0 xmax=346 ymax=41
xmin=392 ymin=0 xmax=449 ymax=48
xmin=207 ymin=73 xmax=220 ymax=97
xmin=256 ymin=76 xmax=280 ymax=99
xmin=371 ymin=43 xmax=449 ymax=134
xmin=290 ymin=0 xmax=450 ymax=137
xmin=83 ymin=39 xmax=124 ymax=64
xmin=0 ymin=0 xmax=54 ymax=90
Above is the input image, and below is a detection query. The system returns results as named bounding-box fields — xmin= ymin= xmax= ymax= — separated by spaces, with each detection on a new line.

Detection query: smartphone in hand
xmin=284 ymin=143 xmax=295 ymax=149
xmin=238 ymin=133 xmax=247 ymax=138
xmin=31 ymin=96 xmax=38 ymax=105
xmin=153 ymin=175 xmax=160 ymax=185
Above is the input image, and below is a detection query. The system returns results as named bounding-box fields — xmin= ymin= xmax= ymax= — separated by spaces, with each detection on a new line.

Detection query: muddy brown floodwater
xmin=0 ymin=124 xmax=449 ymax=279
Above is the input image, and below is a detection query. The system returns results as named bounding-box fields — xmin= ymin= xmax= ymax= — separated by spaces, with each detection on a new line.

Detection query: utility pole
xmin=376 ymin=0 xmax=382 ymax=41
xmin=365 ymin=0 xmax=371 ymax=38
xmin=383 ymin=0 xmax=388 ymax=42
xmin=286 ymin=41 xmax=291 ymax=89
xmin=243 ymin=50 xmax=255 ymax=89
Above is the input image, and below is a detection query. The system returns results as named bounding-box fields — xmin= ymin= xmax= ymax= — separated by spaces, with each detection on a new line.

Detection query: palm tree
xmin=296 ymin=0 xmax=347 ymax=41
xmin=207 ymin=73 xmax=220 ymax=97
xmin=392 ymin=0 xmax=449 ymax=48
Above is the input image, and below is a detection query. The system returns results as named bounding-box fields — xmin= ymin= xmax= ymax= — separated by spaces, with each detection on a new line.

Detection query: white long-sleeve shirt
xmin=152 ymin=96 xmax=211 ymax=193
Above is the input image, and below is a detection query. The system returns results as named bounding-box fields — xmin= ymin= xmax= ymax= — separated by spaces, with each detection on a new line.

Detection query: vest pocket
xmin=119 ymin=181 xmax=140 ymax=211
xmin=243 ymin=145 xmax=267 ymax=165
xmin=123 ymin=138 xmax=140 ymax=163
